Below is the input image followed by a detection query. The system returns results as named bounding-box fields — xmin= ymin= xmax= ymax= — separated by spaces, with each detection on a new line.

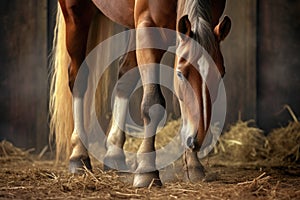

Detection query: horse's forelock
xmin=182 ymin=0 xmax=216 ymax=55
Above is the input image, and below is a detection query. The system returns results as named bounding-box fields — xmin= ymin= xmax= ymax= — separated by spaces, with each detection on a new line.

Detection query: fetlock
xmin=69 ymin=131 xmax=91 ymax=173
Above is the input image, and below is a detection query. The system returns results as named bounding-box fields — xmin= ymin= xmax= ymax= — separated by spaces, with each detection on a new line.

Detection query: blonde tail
xmin=49 ymin=4 xmax=123 ymax=162
xmin=49 ymin=3 xmax=73 ymax=162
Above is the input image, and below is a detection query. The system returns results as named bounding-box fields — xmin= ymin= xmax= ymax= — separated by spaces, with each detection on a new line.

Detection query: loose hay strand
xmin=283 ymin=104 xmax=299 ymax=123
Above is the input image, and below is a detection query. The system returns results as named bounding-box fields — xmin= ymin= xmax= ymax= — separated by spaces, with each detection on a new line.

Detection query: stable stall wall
xmin=222 ymin=0 xmax=257 ymax=126
xmin=257 ymin=0 xmax=300 ymax=130
xmin=0 ymin=1 xmax=124 ymax=151
xmin=0 ymin=1 xmax=48 ymax=151
xmin=222 ymin=0 xmax=300 ymax=131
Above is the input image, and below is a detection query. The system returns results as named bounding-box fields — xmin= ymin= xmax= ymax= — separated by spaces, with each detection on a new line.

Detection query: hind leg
xmin=59 ymin=0 xmax=97 ymax=173
xmin=104 ymin=34 xmax=140 ymax=171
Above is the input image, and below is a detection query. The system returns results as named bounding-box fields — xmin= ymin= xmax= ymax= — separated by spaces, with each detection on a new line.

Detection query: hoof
xmin=183 ymin=166 xmax=205 ymax=183
xmin=103 ymin=153 xmax=128 ymax=172
xmin=103 ymin=149 xmax=129 ymax=172
xmin=133 ymin=170 xmax=162 ymax=188
xmin=69 ymin=157 xmax=92 ymax=174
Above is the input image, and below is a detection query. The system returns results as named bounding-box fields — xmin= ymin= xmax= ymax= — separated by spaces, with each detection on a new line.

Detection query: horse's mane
xmin=179 ymin=0 xmax=216 ymax=54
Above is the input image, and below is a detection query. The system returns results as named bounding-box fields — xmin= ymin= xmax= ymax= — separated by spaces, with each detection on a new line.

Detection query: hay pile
xmin=0 ymin=140 xmax=33 ymax=165
xmin=0 ymin=140 xmax=31 ymax=158
xmin=268 ymin=121 xmax=300 ymax=163
xmin=214 ymin=118 xmax=300 ymax=166
xmin=124 ymin=115 xmax=300 ymax=167
xmin=214 ymin=120 xmax=270 ymax=162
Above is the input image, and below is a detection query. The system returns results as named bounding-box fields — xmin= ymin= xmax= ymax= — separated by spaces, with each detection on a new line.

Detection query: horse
xmin=50 ymin=0 xmax=231 ymax=187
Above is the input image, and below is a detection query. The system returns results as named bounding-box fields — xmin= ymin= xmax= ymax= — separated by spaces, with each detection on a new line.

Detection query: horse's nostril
xmin=186 ymin=136 xmax=195 ymax=149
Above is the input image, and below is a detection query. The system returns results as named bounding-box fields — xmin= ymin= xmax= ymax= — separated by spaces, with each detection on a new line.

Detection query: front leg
xmin=133 ymin=23 xmax=167 ymax=188
xmin=133 ymin=83 xmax=166 ymax=187
xmin=182 ymin=150 xmax=205 ymax=183
xmin=132 ymin=0 xmax=178 ymax=187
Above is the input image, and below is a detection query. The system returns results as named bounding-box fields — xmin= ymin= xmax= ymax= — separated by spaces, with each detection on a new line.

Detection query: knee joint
xmin=141 ymin=93 xmax=166 ymax=122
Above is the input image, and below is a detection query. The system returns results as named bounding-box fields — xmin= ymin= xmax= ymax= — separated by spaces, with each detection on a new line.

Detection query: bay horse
xmin=50 ymin=0 xmax=231 ymax=187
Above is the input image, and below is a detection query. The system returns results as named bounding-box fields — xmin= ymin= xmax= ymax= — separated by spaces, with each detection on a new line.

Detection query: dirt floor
xmin=0 ymin=143 xmax=299 ymax=200
xmin=1 ymin=119 xmax=300 ymax=199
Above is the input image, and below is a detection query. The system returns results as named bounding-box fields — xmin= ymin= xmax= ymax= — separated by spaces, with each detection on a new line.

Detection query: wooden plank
xmin=47 ymin=0 xmax=57 ymax=55
xmin=222 ymin=0 xmax=257 ymax=126
xmin=0 ymin=1 xmax=48 ymax=151
xmin=257 ymin=0 xmax=300 ymax=130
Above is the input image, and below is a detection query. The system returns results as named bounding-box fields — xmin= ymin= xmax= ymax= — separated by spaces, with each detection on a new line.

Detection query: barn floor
xmin=0 ymin=144 xmax=299 ymax=200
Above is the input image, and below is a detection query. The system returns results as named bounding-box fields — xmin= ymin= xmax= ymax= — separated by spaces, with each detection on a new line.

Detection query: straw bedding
xmin=0 ymin=115 xmax=299 ymax=199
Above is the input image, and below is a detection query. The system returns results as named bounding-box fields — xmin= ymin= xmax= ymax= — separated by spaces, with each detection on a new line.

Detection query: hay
xmin=124 ymin=116 xmax=300 ymax=166
xmin=124 ymin=119 xmax=181 ymax=152
xmin=237 ymin=172 xmax=272 ymax=196
xmin=0 ymin=140 xmax=33 ymax=166
xmin=214 ymin=120 xmax=270 ymax=162
xmin=266 ymin=105 xmax=300 ymax=164
xmin=213 ymin=106 xmax=300 ymax=166
xmin=1 ymin=160 xmax=299 ymax=200
xmin=1 ymin=129 xmax=299 ymax=199
xmin=0 ymin=140 xmax=32 ymax=158
xmin=267 ymin=122 xmax=300 ymax=163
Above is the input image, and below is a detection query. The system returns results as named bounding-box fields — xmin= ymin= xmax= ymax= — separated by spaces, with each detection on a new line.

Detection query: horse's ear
xmin=214 ymin=16 xmax=231 ymax=42
xmin=178 ymin=15 xmax=192 ymax=40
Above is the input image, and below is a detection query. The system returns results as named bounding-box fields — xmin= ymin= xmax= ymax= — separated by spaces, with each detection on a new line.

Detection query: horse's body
xmin=50 ymin=0 xmax=231 ymax=187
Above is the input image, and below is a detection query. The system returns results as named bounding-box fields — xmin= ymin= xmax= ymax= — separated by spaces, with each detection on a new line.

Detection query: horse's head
xmin=174 ymin=13 xmax=231 ymax=151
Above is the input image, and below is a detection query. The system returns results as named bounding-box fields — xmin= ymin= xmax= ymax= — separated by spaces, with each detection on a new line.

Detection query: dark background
xmin=222 ymin=0 xmax=300 ymax=130
xmin=0 ymin=0 xmax=299 ymax=150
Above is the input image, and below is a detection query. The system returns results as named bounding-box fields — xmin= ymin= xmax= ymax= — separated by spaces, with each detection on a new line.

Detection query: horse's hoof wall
xmin=103 ymin=154 xmax=128 ymax=172
xmin=183 ymin=167 xmax=205 ymax=183
xmin=133 ymin=170 xmax=162 ymax=188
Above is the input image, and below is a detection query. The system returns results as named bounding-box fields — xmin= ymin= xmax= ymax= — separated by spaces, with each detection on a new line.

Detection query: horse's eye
xmin=176 ymin=70 xmax=184 ymax=80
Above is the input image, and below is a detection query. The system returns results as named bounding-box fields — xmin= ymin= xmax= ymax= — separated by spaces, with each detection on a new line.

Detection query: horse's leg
xmin=183 ymin=86 xmax=211 ymax=182
xmin=59 ymin=0 xmax=97 ymax=173
xmin=134 ymin=52 xmax=166 ymax=187
xmin=133 ymin=51 xmax=166 ymax=187
xmin=104 ymin=36 xmax=139 ymax=171
xmin=132 ymin=18 xmax=169 ymax=189
xmin=183 ymin=150 xmax=205 ymax=182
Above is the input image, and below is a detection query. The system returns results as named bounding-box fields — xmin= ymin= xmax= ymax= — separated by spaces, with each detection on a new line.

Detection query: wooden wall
xmin=222 ymin=0 xmax=257 ymax=127
xmin=222 ymin=0 xmax=300 ymax=131
xmin=0 ymin=1 xmax=48 ymax=151
xmin=1 ymin=0 xmax=300 ymax=149
xmin=257 ymin=0 xmax=300 ymax=131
